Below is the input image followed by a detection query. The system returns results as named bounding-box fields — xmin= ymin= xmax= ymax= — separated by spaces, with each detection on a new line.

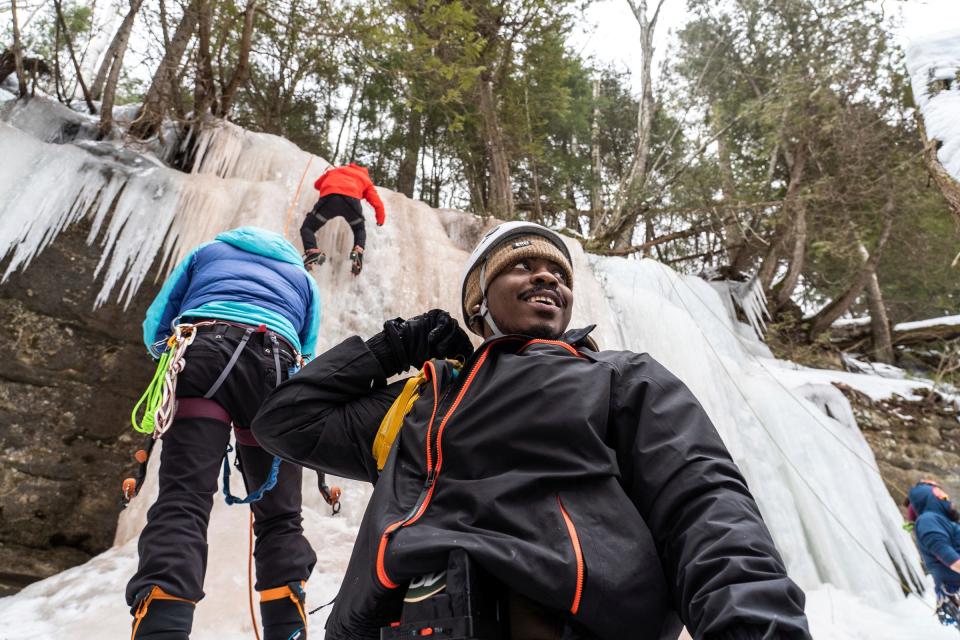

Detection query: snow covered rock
xmin=907 ymin=28 xmax=960 ymax=219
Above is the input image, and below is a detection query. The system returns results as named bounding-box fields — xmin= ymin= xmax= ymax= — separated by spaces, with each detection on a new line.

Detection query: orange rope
xmin=283 ymin=156 xmax=315 ymax=239
xmin=248 ymin=510 xmax=261 ymax=640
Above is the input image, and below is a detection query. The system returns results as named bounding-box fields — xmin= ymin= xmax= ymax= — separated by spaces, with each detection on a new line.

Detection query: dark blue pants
xmin=126 ymin=324 xmax=317 ymax=605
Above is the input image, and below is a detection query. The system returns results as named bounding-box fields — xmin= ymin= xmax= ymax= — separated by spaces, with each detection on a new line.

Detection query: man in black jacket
xmin=252 ymin=222 xmax=811 ymax=640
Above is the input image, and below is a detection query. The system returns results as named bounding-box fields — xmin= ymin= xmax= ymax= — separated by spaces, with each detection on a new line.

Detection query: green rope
xmin=131 ymin=350 xmax=173 ymax=434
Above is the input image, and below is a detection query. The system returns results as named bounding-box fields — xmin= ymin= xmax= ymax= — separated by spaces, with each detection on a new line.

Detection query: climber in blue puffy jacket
xmin=143 ymin=226 xmax=321 ymax=358
xmin=128 ymin=227 xmax=320 ymax=640
xmin=908 ymin=480 xmax=960 ymax=593
xmin=906 ymin=480 xmax=960 ymax=628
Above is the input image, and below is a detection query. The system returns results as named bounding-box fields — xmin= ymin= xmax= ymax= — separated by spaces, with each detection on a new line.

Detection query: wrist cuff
xmin=366 ymin=332 xmax=402 ymax=377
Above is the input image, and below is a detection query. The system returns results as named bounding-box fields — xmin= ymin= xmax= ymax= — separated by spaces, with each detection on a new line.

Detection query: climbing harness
xmin=131 ymin=323 xmax=199 ymax=437
xmin=124 ymin=322 xmax=295 ymax=507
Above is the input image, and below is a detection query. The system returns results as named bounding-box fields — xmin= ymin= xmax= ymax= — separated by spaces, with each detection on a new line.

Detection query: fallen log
xmin=828 ymin=314 xmax=960 ymax=349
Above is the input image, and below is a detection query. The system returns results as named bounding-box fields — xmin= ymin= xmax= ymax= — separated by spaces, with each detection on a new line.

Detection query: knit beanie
xmin=462 ymin=233 xmax=574 ymax=334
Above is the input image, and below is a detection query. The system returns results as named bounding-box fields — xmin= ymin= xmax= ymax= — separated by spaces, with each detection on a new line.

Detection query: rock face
xmin=839 ymin=383 xmax=960 ymax=506
xmin=0 ymin=219 xmax=157 ymax=596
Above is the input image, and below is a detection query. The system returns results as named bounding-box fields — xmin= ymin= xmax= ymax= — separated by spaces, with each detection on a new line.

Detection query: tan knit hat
xmin=463 ymin=233 xmax=574 ymax=334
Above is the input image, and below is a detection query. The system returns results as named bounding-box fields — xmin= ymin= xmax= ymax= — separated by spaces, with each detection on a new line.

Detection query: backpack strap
xmin=373 ymin=371 xmax=427 ymax=471
xmin=372 ymin=360 xmax=462 ymax=471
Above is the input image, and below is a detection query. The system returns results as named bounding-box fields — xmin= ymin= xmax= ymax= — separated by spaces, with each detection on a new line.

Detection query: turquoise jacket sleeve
xmin=300 ymin=275 xmax=322 ymax=358
xmin=142 ymin=250 xmax=198 ymax=357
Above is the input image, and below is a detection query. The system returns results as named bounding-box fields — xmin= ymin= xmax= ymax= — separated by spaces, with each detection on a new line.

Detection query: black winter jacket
xmin=252 ymin=329 xmax=811 ymax=640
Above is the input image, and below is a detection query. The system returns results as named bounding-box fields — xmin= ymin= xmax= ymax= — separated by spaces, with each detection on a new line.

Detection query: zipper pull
xmin=424 ymin=470 xmax=436 ymax=488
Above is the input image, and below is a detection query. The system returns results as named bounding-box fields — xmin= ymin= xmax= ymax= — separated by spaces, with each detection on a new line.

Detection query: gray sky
xmin=572 ymin=0 xmax=960 ymax=92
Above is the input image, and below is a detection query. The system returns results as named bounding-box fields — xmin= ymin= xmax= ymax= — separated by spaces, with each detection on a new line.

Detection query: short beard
xmin=521 ymin=323 xmax=563 ymax=340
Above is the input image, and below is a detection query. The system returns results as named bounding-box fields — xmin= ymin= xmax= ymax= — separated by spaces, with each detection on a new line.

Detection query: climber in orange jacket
xmin=300 ymin=163 xmax=386 ymax=275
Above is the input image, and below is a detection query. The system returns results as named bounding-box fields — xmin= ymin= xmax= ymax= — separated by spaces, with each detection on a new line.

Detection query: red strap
xmin=176 ymin=398 xmax=231 ymax=423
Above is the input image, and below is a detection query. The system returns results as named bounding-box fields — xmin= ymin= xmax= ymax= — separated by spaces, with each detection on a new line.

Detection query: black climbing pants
xmin=300 ymin=194 xmax=366 ymax=253
xmin=126 ymin=323 xmax=317 ymax=606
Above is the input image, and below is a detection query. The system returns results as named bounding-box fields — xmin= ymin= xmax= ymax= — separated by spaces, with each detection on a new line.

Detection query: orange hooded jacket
xmin=314 ymin=164 xmax=386 ymax=225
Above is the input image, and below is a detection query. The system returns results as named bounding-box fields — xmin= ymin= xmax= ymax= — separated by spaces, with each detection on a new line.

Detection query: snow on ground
xmin=0 ymin=455 xmax=365 ymax=639
xmin=906 ymin=28 xmax=960 ymax=181
xmin=806 ymin=585 xmax=955 ymax=640
xmin=0 ymin=93 xmax=953 ymax=638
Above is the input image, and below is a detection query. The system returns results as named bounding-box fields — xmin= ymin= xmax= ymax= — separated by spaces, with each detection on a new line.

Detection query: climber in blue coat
xmin=128 ymin=227 xmax=320 ymax=640
xmin=907 ymin=480 xmax=960 ymax=627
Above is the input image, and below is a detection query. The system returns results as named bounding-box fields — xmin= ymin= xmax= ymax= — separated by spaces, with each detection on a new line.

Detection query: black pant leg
xmin=300 ymin=198 xmax=328 ymax=254
xmin=126 ymin=414 xmax=232 ymax=604
xmin=237 ymin=444 xmax=318 ymax=590
xmin=351 ymin=218 xmax=367 ymax=250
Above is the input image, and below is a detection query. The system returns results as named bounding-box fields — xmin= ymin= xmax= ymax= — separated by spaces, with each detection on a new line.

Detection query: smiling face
xmin=481 ymin=256 xmax=574 ymax=339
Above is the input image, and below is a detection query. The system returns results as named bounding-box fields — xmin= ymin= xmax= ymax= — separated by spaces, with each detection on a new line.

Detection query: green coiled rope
xmin=131 ymin=349 xmax=173 ymax=434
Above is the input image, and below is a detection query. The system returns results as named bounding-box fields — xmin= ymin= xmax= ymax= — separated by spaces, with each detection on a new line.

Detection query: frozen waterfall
xmin=0 ymin=92 xmax=952 ymax=639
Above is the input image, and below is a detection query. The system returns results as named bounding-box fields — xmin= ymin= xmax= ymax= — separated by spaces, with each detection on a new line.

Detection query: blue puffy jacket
xmin=909 ymin=482 xmax=960 ymax=592
xmin=143 ymin=227 xmax=321 ymax=358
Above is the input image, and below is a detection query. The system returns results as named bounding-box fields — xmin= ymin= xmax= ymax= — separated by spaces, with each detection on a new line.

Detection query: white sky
xmin=573 ymin=0 xmax=960 ymax=92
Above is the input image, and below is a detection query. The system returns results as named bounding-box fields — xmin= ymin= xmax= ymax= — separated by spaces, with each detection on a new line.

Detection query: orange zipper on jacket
xmin=375 ymin=338 xmax=582 ymax=590
xmin=376 ymin=343 xmax=499 ymax=588
xmin=557 ymin=495 xmax=584 ymax=615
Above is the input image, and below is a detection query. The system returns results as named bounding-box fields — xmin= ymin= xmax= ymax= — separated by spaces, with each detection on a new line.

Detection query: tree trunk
xmin=332 ymin=76 xmax=361 ymax=165
xmin=716 ymin=130 xmax=747 ymax=268
xmin=53 ymin=18 xmax=65 ymax=101
xmin=10 ymin=1 xmax=27 ymax=97
xmin=91 ymin=0 xmax=143 ymax=100
xmin=98 ymin=0 xmax=145 ymax=136
xmin=396 ymin=105 xmax=421 ymax=198
xmin=217 ymin=0 xmax=257 ymax=117
xmin=523 ymin=83 xmax=544 ymax=223
xmin=807 ymin=193 xmax=895 ymax=340
xmin=478 ymin=76 xmax=514 ymax=218
xmin=193 ymin=0 xmax=217 ymax=118
xmin=130 ymin=0 xmax=201 ymax=139
xmin=756 ymin=227 xmax=783 ymax=293
xmin=861 ymin=242 xmax=894 ymax=363
xmin=773 ymin=147 xmax=808 ymax=308
xmin=591 ymin=78 xmax=603 ymax=224
xmin=53 ymin=0 xmax=96 ymax=113
xmin=594 ymin=0 xmax=662 ymax=246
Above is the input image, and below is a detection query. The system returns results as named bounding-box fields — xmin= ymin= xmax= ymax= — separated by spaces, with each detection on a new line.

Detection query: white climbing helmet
xmin=460 ymin=221 xmax=572 ymax=337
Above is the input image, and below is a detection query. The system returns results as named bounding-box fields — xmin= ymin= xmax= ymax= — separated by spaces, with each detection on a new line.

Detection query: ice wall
xmin=0 ymin=94 xmax=947 ymax=638
xmin=907 ymin=28 xmax=960 ymax=181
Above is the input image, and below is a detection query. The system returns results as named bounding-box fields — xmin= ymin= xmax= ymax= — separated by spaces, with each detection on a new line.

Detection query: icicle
xmin=739 ymin=276 xmax=770 ymax=337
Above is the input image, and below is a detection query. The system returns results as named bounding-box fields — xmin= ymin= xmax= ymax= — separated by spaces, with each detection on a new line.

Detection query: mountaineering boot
xmin=349 ymin=245 xmax=363 ymax=275
xmin=260 ymin=581 xmax=307 ymax=640
xmin=303 ymin=250 xmax=326 ymax=270
xmin=130 ymin=586 xmax=195 ymax=640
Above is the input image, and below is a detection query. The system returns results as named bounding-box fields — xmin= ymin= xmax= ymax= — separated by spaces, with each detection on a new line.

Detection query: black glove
xmin=366 ymin=309 xmax=474 ymax=377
